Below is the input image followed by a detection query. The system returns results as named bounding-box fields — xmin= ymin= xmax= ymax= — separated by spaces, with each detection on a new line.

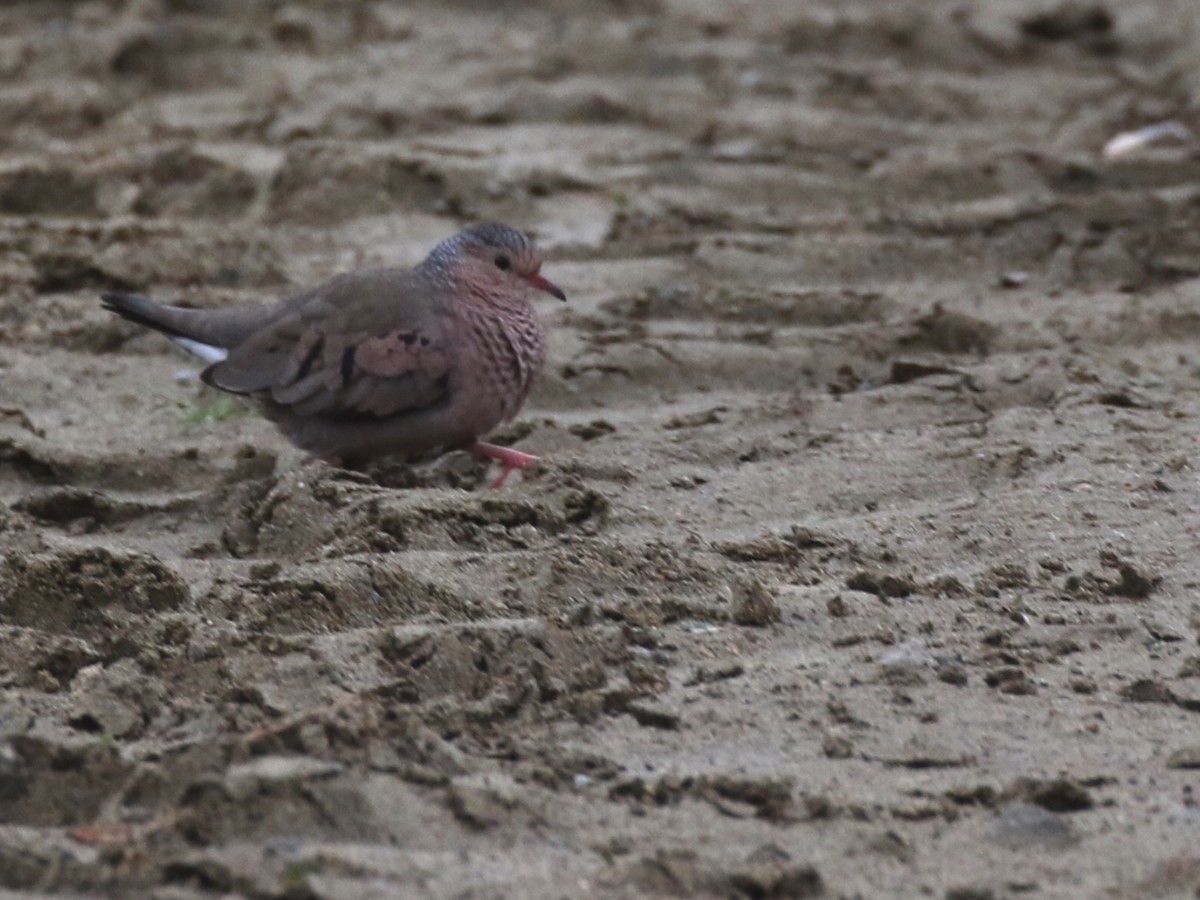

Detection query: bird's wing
xmin=202 ymin=267 xmax=452 ymax=418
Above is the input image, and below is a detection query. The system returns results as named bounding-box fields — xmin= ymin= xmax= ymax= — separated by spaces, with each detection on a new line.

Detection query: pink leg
xmin=473 ymin=441 xmax=539 ymax=488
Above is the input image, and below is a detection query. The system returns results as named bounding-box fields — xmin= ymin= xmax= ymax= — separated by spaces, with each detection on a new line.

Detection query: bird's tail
xmin=102 ymin=292 xmax=230 ymax=363
xmin=101 ymin=292 xmax=191 ymax=339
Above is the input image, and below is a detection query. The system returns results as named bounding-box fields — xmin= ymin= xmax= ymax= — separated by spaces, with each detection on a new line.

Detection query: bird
xmin=100 ymin=223 xmax=566 ymax=487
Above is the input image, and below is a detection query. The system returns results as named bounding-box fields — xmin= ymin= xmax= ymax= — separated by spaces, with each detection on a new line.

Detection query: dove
xmin=101 ymin=223 xmax=565 ymax=487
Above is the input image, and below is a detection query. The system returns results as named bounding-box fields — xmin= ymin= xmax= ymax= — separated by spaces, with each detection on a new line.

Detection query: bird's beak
xmin=526 ymin=273 xmax=567 ymax=301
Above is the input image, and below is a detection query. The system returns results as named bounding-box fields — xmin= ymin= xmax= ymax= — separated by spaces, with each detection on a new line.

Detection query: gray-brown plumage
xmin=101 ymin=223 xmax=566 ymax=486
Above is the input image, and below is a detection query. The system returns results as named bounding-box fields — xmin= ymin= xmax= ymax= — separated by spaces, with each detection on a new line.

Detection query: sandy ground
xmin=2 ymin=0 xmax=1200 ymax=897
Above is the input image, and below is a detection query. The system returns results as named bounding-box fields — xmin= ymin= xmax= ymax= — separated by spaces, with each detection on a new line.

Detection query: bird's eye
xmin=494 ymin=254 xmax=512 ymax=272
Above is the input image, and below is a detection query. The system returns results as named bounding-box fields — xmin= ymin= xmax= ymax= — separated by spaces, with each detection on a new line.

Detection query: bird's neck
xmin=460 ymin=278 xmax=533 ymax=315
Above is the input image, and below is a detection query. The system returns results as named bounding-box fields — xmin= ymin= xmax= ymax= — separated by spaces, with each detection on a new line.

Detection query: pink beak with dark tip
xmin=526 ymin=273 xmax=567 ymax=301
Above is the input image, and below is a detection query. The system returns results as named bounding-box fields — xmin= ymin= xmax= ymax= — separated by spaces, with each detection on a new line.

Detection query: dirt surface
xmin=3 ymin=0 xmax=1200 ymax=897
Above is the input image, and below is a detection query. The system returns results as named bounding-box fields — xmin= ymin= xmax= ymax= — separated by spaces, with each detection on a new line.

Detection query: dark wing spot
xmin=296 ymin=338 xmax=324 ymax=381
xmin=400 ymin=332 xmax=417 ymax=346
xmin=341 ymin=346 xmax=356 ymax=388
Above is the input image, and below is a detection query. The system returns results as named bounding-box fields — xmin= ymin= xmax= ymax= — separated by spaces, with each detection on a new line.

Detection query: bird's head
xmin=428 ymin=223 xmax=566 ymax=303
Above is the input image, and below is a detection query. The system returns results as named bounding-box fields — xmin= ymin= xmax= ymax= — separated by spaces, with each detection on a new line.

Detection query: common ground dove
xmin=101 ymin=223 xmax=565 ymax=487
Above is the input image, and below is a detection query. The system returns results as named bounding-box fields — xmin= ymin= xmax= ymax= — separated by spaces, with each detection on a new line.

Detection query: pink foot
xmin=473 ymin=441 xmax=539 ymax=488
